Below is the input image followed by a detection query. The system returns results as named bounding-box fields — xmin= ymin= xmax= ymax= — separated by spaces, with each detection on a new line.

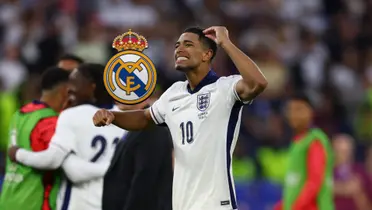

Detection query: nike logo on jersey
xmin=172 ymin=106 xmax=180 ymax=111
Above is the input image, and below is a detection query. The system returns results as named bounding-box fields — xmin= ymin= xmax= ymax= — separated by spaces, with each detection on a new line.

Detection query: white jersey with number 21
xmin=50 ymin=104 xmax=127 ymax=210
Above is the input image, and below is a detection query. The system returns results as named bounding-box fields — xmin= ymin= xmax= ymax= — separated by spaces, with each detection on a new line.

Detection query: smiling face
xmin=174 ymin=32 xmax=213 ymax=72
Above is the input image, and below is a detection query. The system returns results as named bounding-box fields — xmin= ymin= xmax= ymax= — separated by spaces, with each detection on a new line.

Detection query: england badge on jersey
xmin=197 ymin=93 xmax=211 ymax=111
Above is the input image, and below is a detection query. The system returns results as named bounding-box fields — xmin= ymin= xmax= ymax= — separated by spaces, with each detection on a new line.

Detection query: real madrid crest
xmin=104 ymin=29 xmax=157 ymax=105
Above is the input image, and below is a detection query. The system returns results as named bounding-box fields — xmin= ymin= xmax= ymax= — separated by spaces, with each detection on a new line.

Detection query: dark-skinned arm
xmin=94 ymin=93 xmax=167 ymax=130
xmin=222 ymin=40 xmax=267 ymax=101
xmin=110 ymin=109 xmax=154 ymax=131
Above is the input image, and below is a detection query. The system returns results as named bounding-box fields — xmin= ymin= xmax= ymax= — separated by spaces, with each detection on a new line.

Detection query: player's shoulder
xmin=161 ymin=81 xmax=187 ymax=97
xmin=61 ymin=104 xmax=95 ymax=114
xmin=34 ymin=116 xmax=58 ymax=132
xmin=217 ymin=74 xmax=242 ymax=84
xmin=167 ymin=81 xmax=186 ymax=92
xmin=211 ymin=75 xmax=243 ymax=91
xmin=38 ymin=116 xmax=58 ymax=125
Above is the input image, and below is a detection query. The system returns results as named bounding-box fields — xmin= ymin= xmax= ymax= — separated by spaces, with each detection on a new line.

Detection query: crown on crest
xmin=112 ymin=29 xmax=148 ymax=52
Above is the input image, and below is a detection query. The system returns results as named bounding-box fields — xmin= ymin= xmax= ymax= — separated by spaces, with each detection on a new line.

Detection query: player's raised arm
xmin=203 ymin=26 xmax=268 ymax=101
xmin=93 ymin=109 xmax=153 ymax=130
xmin=94 ymin=88 xmax=168 ymax=129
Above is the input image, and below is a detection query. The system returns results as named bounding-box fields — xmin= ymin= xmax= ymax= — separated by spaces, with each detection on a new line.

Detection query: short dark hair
xmin=59 ymin=54 xmax=84 ymax=64
xmin=289 ymin=92 xmax=313 ymax=108
xmin=77 ymin=63 xmax=112 ymax=104
xmin=183 ymin=27 xmax=218 ymax=61
xmin=41 ymin=67 xmax=70 ymax=91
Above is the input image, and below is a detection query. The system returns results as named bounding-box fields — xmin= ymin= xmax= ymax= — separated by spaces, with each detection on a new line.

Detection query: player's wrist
xmin=110 ymin=111 xmax=117 ymax=119
xmin=220 ymin=39 xmax=233 ymax=50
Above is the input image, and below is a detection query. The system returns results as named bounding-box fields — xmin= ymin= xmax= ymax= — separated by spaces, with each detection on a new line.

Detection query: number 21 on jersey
xmin=180 ymin=121 xmax=194 ymax=144
xmin=90 ymin=135 xmax=120 ymax=162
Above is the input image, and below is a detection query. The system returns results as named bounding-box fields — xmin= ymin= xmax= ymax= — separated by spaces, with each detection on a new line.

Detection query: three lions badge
xmin=104 ymin=29 xmax=157 ymax=104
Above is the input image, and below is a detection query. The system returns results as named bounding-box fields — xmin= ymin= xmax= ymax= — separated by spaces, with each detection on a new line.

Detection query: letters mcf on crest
xmin=103 ymin=29 xmax=158 ymax=105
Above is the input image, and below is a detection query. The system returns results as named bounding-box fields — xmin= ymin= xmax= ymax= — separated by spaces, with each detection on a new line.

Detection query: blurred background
xmin=0 ymin=0 xmax=372 ymax=209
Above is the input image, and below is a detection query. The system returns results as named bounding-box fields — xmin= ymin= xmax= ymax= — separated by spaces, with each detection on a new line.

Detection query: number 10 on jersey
xmin=180 ymin=121 xmax=194 ymax=144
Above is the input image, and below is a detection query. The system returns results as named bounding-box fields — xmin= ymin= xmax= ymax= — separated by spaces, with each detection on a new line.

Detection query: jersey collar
xmin=187 ymin=70 xmax=219 ymax=94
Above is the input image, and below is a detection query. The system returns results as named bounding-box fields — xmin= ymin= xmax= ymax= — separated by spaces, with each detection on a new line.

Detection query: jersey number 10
xmin=180 ymin=121 xmax=194 ymax=144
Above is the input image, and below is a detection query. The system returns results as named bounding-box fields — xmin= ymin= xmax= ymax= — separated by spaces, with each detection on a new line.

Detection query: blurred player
xmin=57 ymin=53 xmax=84 ymax=109
xmin=93 ymin=26 xmax=267 ymax=210
xmin=9 ymin=64 xmax=126 ymax=210
xmin=274 ymin=93 xmax=334 ymax=210
xmin=57 ymin=54 xmax=84 ymax=71
xmin=0 ymin=67 xmax=70 ymax=210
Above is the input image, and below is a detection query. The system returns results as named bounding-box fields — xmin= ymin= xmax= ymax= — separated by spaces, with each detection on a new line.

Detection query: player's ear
xmin=202 ymin=49 xmax=213 ymax=62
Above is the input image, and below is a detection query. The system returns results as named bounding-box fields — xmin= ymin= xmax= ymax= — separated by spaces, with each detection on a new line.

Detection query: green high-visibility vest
xmin=0 ymin=107 xmax=60 ymax=210
xmin=283 ymin=128 xmax=334 ymax=210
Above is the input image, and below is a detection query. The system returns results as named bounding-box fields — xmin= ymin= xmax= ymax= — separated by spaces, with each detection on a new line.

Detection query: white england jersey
xmin=149 ymin=72 xmax=251 ymax=210
xmin=50 ymin=104 xmax=127 ymax=210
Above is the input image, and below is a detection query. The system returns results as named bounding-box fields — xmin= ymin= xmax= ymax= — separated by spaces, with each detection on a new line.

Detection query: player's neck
xmin=40 ymin=93 xmax=62 ymax=112
xmin=293 ymin=125 xmax=311 ymax=136
xmin=185 ymin=67 xmax=210 ymax=90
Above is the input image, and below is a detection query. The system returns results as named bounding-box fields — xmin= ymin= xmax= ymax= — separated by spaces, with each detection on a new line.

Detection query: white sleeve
xmin=16 ymin=144 xmax=69 ymax=169
xmin=50 ymin=110 xmax=76 ymax=152
xmin=149 ymin=92 xmax=168 ymax=125
xmin=62 ymin=155 xmax=109 ymax=183
xmin=221 ymin=75 xmax=253 ymax=105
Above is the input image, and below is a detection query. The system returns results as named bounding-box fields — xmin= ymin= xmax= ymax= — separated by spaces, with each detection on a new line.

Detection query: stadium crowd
xmin=0 ymin=0 xmax=372 ymax=209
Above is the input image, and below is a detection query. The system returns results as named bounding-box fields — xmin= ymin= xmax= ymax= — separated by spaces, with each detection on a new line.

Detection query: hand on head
xmin=203 ymin=26 xmax=230 ymax=46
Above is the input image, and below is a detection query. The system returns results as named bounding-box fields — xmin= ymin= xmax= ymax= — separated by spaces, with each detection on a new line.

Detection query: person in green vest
xmin=275 ymin=93 xmax=334 ymax=210
xmin=0 ymin=67 xmax=71 ymax=210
